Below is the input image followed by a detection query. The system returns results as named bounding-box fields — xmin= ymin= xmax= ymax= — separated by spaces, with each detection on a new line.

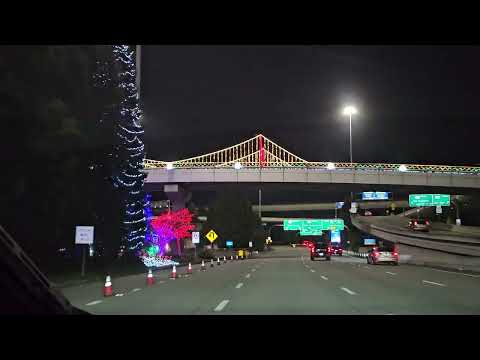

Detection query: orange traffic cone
xmin=223 ymin=256 xmax=227 ymax=264
xmin=170 ymin=265 xmax=177 ymax=279
xmin=201 ymin=260 xmax=206 ymax=271
xmin=210 ymin=259 xmax=214 ymax=267
xmin=104 ymin=275 xmax=113 ymax=297
xmin=187 ymin=262 xmax=192 ymax=274
xmin=147 ymin=269 xmax=154 ymax=286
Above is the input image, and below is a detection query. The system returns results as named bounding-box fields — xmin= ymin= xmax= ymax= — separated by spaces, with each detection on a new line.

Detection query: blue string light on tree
xmin=111 ymin=44 xmax=147 ymax=251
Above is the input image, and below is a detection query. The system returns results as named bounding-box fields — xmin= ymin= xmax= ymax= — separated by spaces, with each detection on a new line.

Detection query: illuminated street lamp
xmin=234 ymin=162 xmax=242 ymax=170
xmin=343 ymin=105 xmax=357 ymax=164
xmin=166 ymin=162 xmax=174 ymax=170
xmin=398 ymin=164 xmax=408 ymax=172
xmin=326 ymin=162 xmax=336 ymax=170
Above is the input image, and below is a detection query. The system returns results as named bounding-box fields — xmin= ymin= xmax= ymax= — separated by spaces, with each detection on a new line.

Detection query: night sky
xmin=142 ymin=45 xmax=480 ymax=166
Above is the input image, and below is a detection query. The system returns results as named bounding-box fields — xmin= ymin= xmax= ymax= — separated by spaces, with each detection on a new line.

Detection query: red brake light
xmin=425 ymin=221 xmax=430 ymax=225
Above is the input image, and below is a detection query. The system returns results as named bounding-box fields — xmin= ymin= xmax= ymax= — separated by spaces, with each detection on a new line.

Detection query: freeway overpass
xmin=144 ymin=134 xmax=480 ymax=189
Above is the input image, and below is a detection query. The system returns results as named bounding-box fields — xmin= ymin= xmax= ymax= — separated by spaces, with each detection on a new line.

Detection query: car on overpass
xmin=367 ymin=246 xmax=399 ymax=266
xmin=408 ymin=218 xmax=431 ymax=232
xmin=310 ymin=240 xmax=332 ymax=261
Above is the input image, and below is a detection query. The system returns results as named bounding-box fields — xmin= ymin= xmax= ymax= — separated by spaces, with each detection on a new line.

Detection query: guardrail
xmin=344 ymin=250 xmax=368 ymax=259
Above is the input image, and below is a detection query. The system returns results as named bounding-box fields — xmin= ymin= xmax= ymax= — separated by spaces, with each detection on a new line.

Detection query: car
xmin=310 ymin=241 xmax=332 ymax=261
xmin=331 ymin=245 xmax=343 ymax=256
xmin=408 ymin=218 xmax=431 ymax=232
xmin=367 ymin=246 xmax=399 ymax=265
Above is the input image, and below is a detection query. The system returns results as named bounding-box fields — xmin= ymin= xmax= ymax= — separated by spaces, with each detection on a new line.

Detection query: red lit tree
xmin=150 ymin=208 xmax=195 ymax=256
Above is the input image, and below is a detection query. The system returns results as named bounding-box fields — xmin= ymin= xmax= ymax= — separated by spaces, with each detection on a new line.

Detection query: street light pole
xmin=349 ymin=113 xmax=353 ymax=164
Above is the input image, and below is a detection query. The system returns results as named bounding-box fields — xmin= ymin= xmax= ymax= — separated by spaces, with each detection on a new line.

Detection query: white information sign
xmin=192 ymin=231 xmax=200 ymax=244
xmin=75 ymin=226 xmax=94 ymax=244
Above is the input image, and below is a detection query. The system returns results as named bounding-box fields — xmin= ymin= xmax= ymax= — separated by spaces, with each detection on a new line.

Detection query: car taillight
xmin=393 ymin=252 xmax=398 ymax=256
xmin=373 ymin=252 xmax=379 ymax=257
xmin=414 ymin=221 xmax=417 ymax=225
xmin=425 ymin=221 xmax=430 ymax=225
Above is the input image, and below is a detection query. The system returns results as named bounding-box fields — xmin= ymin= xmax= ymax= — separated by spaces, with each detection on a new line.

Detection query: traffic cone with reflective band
xmin=217 ymin=257 xmax=221 ymax=265
xmin=104 ymin=275 xmax=113 ymax=297
xmin=147 ymin=269 xmax=155 ymax=286
xmin=170 ymin=265 xmax=177 ymax=279
xmin=201 ymin=260 xmax=206 ymax=271
xmin=187 ymin=262 xmax=192 ymax=274
xmin=223 ymin=256 xmax=227 ymax=264
xmin=210 ymin=259 xmax=214 ymax=267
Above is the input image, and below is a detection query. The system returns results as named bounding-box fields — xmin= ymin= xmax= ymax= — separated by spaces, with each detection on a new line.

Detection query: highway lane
xmin=61 ymin=246 xmax=480 ymax=315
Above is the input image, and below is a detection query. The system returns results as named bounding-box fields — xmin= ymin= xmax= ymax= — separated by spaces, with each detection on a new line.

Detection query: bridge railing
xmin=143 ymin=159 xmax=480 ymax=175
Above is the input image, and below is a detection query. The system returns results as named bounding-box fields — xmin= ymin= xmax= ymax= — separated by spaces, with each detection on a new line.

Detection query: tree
xmin=109 ymin=45 xmax=146 ymax=251
xmin=204 ymin=191 xmax=260 ymax=248
xmin=0 ymin=46 xmax=124 ymax=268
xmin=150 ymin=208 xmax=195 ymax=256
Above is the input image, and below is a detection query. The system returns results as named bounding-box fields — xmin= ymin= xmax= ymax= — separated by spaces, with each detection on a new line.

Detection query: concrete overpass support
xmin=163 ymin=184 xmax=192 ymax=211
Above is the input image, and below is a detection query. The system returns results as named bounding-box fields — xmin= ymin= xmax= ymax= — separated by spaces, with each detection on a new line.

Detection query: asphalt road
xmin=61 ymin=246 xmax=480 ymax=315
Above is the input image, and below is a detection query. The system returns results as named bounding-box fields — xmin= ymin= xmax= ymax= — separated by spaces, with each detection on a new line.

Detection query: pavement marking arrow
xmin=235 ymin=283 xmax=244 ymax=289
xmin=422 ymin=280 xmax=446 ymax=287
xmin=245 ymin=273 xmax=251 ymax=279
xmin=321 ymin=276 xmax=328 ymax=280
xmin=310 ymin=269 xmax=316 ymax=273
xmin=214 ymin=299 xmax=230 ymax=312
xmin=386 ymin=272 xmax=397 ymax=276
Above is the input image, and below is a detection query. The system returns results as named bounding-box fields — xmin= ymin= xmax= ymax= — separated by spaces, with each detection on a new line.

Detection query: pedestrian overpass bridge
xmin=144 ymin=134 xmax=480 ymax=189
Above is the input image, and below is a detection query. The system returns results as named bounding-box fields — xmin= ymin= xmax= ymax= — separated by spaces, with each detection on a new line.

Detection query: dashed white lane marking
xmin=321 ymin=276 xmax=328 ymax=280
xmin=245 ymin=273 xmax=251 ymax=279
xmin=115 ymin=293 xmax=125 ymax=297
xmin=386 ymin=272 xmax=397 ymax=275
xmin=235 ymin=283 xmax=244 ymax=289
xmin=422 ymin=280 xmax=446 ymax=287
xmin=310 ymin=269 xmax=316 ymax=273
xmin=430 ymin=268 xmax=480 ymax=278
xmin=131 ymin=288 xmax=141 ymax=292
xmin=159 ymin=280 xmax=165 ymax=284
xmin=340 ymin=287 xmax=357 ymax=295
xmin=214 ymin=299 xmax=230 ymax=312
xmin=85 ymin=300 xmax=102 ymax=306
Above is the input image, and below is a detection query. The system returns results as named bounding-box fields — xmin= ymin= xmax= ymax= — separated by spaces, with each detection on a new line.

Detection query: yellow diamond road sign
xmin=206 ymin=230 xmax=218 ymax=243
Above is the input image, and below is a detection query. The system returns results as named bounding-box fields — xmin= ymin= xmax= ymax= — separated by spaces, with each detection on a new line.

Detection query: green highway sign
xmin=283 ymin=218 xmax=344 ymax=231
xmin=283 ymin=219 xmax=305 ymax=231
xmin=409 ymin=194 xmax=450 ymax=207
xmin=432 ymin=194 xmax=450 ymax=206
xmin=300 ymin=229 xmax=323 ymax=236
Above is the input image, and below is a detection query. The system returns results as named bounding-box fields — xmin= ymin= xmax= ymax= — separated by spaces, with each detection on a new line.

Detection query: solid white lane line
xmin=430 ymin=268 xmax=480 ymax=278
xmin=85 ymin=300 xmax=102 ymax=306
xmin=321 ymin=276 xmax=328 ymax=280
xmin=340 ymin=287 xmax=357 ymax=295
xmin=214 ymin=299 xmax=230 ymax=312
xmin=235 ymin=283 xmax=244 ymax=289
xmin=131 ymin=288 xmax=141 ymax=292
xmin=386 ymin=272 xmax=397 ymax=275
xmin=422 ymin=280 xmax=446 ymax=287
xmin=245 ymin=273 xmax=251 ymax=279
xmin=310 ymin=269 xmax=316 ymax=273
